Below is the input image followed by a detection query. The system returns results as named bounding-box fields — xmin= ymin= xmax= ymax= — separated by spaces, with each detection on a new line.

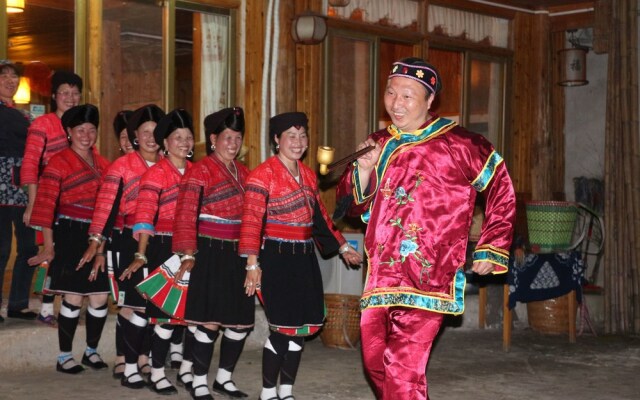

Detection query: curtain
xmin=200 ymin=13 xmax=229 ymax=142
xmin=603 ymin=0 xmax=640 ymax=333
xmin=329 ymin=0 xmax=418 ymax=28
xmin=428 ymin=5 xmax=509 ymax=48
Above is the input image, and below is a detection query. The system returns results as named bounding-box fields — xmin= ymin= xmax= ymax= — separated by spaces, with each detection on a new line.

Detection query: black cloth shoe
xmin=0 ymin=315 xmax=4 ymax=323
xmin=82 ymin=353 xmax=108 ymax=370
xmin=121 ymin=373 xmax=147 ymax=389
xmin=56 ymin=358 xmax=84 ymax=374
xmin=177 ymin=371 xmax=193 ymax=391
xmin=150 ymin=377 xmax=178 ymax=395
xmin=7 ymin=309 xmax=37 ymax=320
xmin=190 ymin=384 xmax=214 ymax=400
xmin=213 ymin=380 xmax=248 ymax=398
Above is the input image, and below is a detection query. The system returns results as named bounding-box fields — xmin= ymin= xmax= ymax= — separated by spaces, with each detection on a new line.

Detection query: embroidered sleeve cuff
xmin=353 ymin=163 xmax=376 ymax=205
xmin=132 ymin=222 xmax=155 ymax=239
xmin=470 ymin=151 xmax=504 ymax=192
xmin=473 ymin=244 xmax=509 ymax=273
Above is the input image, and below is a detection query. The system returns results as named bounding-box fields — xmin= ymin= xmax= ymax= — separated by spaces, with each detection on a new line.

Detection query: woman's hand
xmin=120 ymin=258 xmax=146 ymax=281
xmin=87 ymin=254 xmax=106 ymax=281
xmin=28 ymin=247 xmax=55 ymax=267
xmin=175 ymin=259 xmax=195 ymax=282
xmin=340 ymin=246 xmax=363 ymax=266
xmin=244 ymin=268 xmax=262 ymax=297
xmin=78 ymin=241 xmax=100 ymax=269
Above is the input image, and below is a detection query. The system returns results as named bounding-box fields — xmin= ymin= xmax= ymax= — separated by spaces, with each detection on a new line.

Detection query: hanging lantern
xmin=329 ymin=0 xmax=351 ymax=6
xmin=291 ymin=11 xmax=327 ymax=45
xmin=558 ymin=30 xmax=588 ymax=87
xmin=558 ymin=48 xmax=588 ymax=87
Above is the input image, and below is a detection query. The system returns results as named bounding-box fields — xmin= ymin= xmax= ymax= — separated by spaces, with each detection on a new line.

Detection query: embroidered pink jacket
xmin=336 ymin=115 xmax=516 ymax=315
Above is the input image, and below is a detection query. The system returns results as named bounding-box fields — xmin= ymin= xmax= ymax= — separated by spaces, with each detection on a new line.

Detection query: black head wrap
xmin=113 ymin=110 xmax=133 ymax=140
xmin=61 ymin=104 xmax=99 ymax=134
xmin=154 ymin=108 xmax=193 ymax=149
xmin=51 ymin=71 xmax=83 ymax=111
xmin=203 ymin=107 xmax=244 ymax=155
xmin=126 ymin=104 xmax=165 ymax=149
xmin=269 ymin=112 xmax=308 ymax=152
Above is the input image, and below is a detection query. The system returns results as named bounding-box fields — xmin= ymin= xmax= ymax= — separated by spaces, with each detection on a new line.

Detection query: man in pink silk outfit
xmin=336 ymin=57 xmax=516 ymax=400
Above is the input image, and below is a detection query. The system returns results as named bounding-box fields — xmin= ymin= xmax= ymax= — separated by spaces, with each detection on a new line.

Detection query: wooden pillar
xmin=511 ymin=12 xmax=552 ymax=199
xmin=243 ymin=0 xmax=267 ymax=169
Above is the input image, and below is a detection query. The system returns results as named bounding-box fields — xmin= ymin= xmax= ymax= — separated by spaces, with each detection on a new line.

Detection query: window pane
xmin=468 ymin=57 xmax=504 ymax=149
xmin=325 ymin=34 xmax=372 ymax=180
xmin=8 ymin=3 xmax=74 ymax=114
xmin=101 ymin=0 xmax=163 ymax=160
xmin=428 ymin=48 xmax=463 ymax=124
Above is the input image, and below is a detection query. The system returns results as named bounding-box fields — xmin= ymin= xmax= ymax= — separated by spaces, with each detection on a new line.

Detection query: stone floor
xmin=1 ymin=311 xmax=639 ymax=400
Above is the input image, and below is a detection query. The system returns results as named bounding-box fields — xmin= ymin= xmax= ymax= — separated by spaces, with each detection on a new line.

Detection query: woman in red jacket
xmin=173 ymin=107 xmax=253 ymax=400
xmin=28 ymin=104 xmax=111 ymax=374
xmin=239 ymin=112 xmax=361 ymax=400
xmin=121 ymin=108 xmax=194 ymax=395
xmin=79 ymin=104 xmax=164 ymax=387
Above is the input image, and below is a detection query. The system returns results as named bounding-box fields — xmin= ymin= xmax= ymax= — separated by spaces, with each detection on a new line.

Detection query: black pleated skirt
xmin=258 ymin=239 xmax=325 ymax=336
xmin=115 ymin=227 xmax=147 ymax=309
xmin=184 ymin=237 xmax=255 ymax=328
xmin=49 ymin=218 xmax=109 ymax=296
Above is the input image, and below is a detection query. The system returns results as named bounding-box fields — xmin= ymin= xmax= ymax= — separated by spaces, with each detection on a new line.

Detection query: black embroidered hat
xmin=154 ymin=108 xmax=193 ymax=148
xmin=61 ymin=104 xmax=99 ymax=131
xmin=127 ymin=104 xmax=165 ymax=149
xmin=388 ymin=57 xmax=442 ymax=95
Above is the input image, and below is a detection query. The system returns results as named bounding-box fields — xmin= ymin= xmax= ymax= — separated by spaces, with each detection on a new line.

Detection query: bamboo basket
xmin=527 ymin=293 xmax=577 ymax=334
xmin=320 ymin=293 xmax=361 ymax=349
xmin=525 ymin=201 xmax=578 ymax=253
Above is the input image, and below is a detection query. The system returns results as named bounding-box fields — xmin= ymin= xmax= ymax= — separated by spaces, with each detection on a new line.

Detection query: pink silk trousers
xmin=360 ymin=307 xmax=444 ymax=400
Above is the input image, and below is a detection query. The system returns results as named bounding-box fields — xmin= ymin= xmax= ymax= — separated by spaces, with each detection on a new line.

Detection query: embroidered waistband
xmin=198 ymin=219 xmax=241 ymax=240
xmin=57 ymin=204 xmax=94 ymax=222
xmin=264 ymin=223 xmax=312 ymax=241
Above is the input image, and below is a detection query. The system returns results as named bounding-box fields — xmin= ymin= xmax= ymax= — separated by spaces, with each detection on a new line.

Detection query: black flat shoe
xmin=82 ymin=353 xmax=108 ymax=370
xmin=121 ymin=372 xmax=147 ymax=389
xmin=213 ymin=380 xmax=248 ymax=398
xmin=150 ymin=377 xmax=178 ymax=395
xmin=56 ymin=358 xmax=84 ymax=374
xmin=280 ymin=396 xmax=295 ymax=400
xmin=7 ymin=309 xmax=37 ymax=320
xmin=177 ymin=371 xmax=193 ymax=391
xmin=190 ymin=384 xmax=214 ymax=400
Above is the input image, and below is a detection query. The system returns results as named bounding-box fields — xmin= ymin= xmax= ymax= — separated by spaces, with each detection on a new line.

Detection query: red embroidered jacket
xmin=172 ymin=155 xmax=249 ymax=252
xmin=335 ymin=115 xmax=516 ymax=315
xmin=132 ymin=158 xmax=192 ymax=240
xmin=239 ymin=156 xmax=346 ymax=257
xmin=89 ymin=151 xmax=156 ymax=236
xmin=29 ymin=148 xmax=110 ymax=229
xmin=21 ymin=113 xmax=68 ymax=185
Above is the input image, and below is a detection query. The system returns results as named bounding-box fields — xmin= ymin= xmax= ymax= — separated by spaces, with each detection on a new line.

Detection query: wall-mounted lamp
xmin=14 ymin=76 xmax=31 ymax=104
xmin=291 ymin=11 xmax=327 ymax=45
xmin=6 ymin=0 xmax=25 ymax=13
xmin=558 ymin=30 xmax=589 ymax=87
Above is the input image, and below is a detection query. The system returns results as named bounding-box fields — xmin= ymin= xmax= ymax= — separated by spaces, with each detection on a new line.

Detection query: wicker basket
xmin=527 ymin=293 xmax=577 ymax=334
xmin=320 ymin=293 xmax=361 ymax=349
xmin=525 ymin=201 xmax=578 ymax=253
